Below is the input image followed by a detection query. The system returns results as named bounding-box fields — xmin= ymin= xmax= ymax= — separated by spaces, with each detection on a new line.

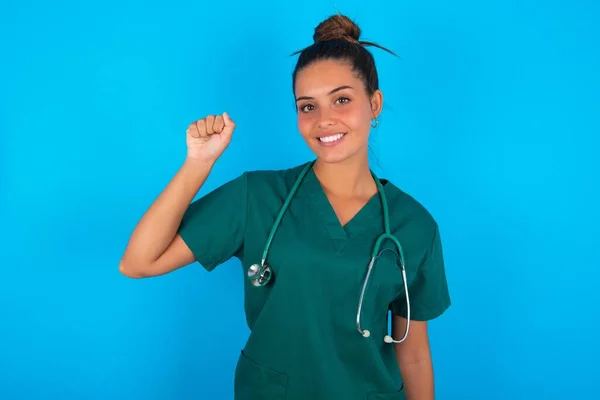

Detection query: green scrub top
xmin=178 ymin=161 xmax=451 ymax=400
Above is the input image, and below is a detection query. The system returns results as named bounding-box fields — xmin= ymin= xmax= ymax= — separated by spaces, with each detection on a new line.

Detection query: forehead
xmin=294 ymin=59 xmax=363 ymax=96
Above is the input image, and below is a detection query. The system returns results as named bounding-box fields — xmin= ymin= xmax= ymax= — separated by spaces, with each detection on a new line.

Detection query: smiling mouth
xmin=317 ymin=132 xmax=347 ymax=145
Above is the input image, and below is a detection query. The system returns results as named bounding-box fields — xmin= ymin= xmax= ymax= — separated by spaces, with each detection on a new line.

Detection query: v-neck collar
xmin=300 ymin=163 xmax=395 ymax=253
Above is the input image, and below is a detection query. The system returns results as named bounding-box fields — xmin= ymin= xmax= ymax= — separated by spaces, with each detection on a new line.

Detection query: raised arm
xmin=119 ymin=159 xmax=213 ymax=278
xmin=119 ymin=113 xmax=236 ymax=278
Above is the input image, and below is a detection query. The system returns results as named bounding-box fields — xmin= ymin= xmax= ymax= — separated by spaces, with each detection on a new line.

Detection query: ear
xmin=370 ymin=89 xmax=384 ymax=118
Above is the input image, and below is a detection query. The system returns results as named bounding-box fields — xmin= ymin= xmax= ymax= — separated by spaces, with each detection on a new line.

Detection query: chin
xmin=316 ymin=152 xmax=352 ymax=164
xmin=312 ymin=146 xmax=365 ymax=165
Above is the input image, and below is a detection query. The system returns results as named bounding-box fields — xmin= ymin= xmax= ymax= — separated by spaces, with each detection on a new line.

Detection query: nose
xmin=317 ymin=109 xmax=335 ymax=129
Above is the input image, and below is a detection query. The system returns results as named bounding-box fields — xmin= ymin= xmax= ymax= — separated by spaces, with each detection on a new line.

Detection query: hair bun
xmin=313 ymin=14 xmax=361 ymax=44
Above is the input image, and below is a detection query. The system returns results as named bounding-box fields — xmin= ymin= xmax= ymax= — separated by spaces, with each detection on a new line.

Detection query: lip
xmin=315 ymin=132 xmax=347 ymax=147
xmin=315 ymin=131 xmax=347 ymax=139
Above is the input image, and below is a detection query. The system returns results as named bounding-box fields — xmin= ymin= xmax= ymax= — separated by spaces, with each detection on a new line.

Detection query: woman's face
xmin=294 ymin=59 xmax=382 ymax=165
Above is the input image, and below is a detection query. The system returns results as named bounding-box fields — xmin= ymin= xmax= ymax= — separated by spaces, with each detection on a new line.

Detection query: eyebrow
xmin=295 ymin=85 xmax=354 ymax=102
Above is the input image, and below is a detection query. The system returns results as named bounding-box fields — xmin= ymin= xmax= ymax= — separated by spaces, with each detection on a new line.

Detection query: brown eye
xmin=300 ymin=104 xmax=315 ymax=113
xmin=336 ymin=97 xmax=350 ymax=105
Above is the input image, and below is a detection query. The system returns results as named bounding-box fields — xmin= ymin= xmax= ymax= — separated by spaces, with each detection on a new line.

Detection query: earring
xmin=371 ymin=118 xmax=378 ymax=128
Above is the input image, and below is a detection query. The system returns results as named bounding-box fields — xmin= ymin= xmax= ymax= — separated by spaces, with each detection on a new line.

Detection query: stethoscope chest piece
xmin=247 ymin=262 xmax=273 ymax=287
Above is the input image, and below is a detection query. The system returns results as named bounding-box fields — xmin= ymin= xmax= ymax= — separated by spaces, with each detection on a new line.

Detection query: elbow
xmin=119 ymin=259 xmax=150 ymax=279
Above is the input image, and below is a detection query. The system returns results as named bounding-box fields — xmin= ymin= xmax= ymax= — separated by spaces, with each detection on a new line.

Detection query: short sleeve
xmin=390 ymin=225 xmax=451 ymax=321
xmin=177 ymin=172 xmax=248 ymax=272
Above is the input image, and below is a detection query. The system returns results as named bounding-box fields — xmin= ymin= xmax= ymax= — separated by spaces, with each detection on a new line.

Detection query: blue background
xmin=1 ymin=0 xmax=598 ymax=399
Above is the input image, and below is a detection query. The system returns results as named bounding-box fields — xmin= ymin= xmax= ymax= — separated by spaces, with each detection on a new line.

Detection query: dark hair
xmin=292 ymin=14 xmax=397 ymax=97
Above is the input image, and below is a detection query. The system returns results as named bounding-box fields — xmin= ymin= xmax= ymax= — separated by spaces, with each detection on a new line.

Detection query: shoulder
xmin=385 ymin=181 xmax=437 ymax=227
xmin=243 ymin=161 xmax=311 ymax=196
xmin=383 ymin=179 xmax=440 ymax=249
xmin=199 ymin=163 xmax=309 ymax=207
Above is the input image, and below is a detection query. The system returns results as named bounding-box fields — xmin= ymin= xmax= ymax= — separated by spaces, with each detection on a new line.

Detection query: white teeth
xmin=319 ymin=133 xmax=345 ymax=143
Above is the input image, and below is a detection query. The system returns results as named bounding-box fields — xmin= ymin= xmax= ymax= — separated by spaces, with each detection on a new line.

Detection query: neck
xmin=313 ymin=154 xmax=376 ymax=198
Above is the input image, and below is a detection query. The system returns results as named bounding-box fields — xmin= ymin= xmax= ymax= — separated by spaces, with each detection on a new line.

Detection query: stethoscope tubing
xmin=248 ymin=160 xmax=411 ymax=343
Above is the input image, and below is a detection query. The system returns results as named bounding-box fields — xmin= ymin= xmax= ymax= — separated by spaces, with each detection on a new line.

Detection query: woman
xmin=120 ymin=14 xmax=451 ymax=400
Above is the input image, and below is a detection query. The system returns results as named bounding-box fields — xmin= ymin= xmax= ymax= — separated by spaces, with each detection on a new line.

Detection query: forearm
xmin=399 ymin=357 xmax=434 ymax=400
xmin=122 ymin=158 xmax=214 ymax=266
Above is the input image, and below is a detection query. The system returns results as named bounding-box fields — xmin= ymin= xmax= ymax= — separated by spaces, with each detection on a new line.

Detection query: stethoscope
xmin=246 ymin=160 xmax=411 ymax=344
